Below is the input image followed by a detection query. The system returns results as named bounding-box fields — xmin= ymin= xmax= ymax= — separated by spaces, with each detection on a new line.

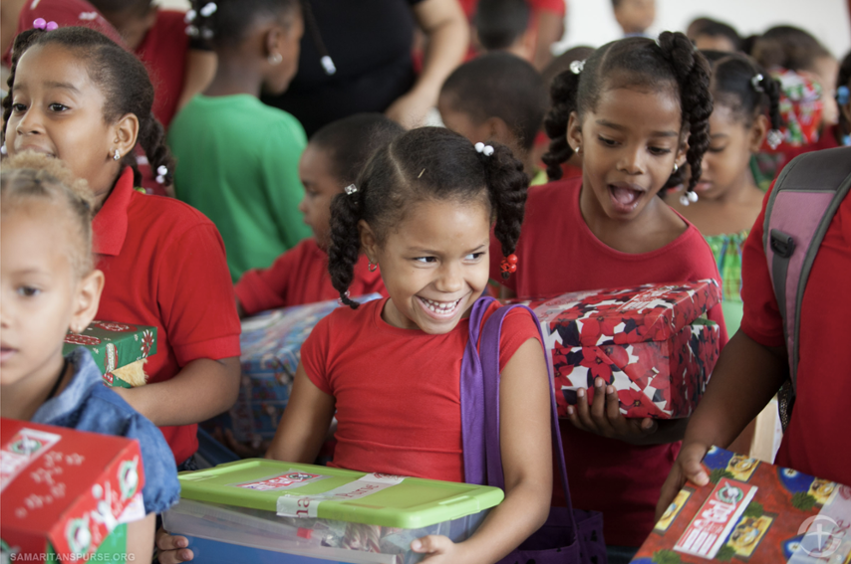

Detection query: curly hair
xmin=1 ymin=152 xmax=95 ymax=277
xmin=702 ymin=50 xmax=783 ymax=131
xmin=542 ymin=31 xmax=713 ymax=196
xmin=3 ymin=26 xmax=174 ymax=188
xmin=188 ymin=0 xmax=300 ymax=50
xmin=328 ymin=127 xmax=529 ymax=308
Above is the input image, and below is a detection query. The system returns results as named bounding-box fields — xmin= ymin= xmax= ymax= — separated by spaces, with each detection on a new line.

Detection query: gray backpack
xmin=764 ymin=146 xmax=851 ymax=429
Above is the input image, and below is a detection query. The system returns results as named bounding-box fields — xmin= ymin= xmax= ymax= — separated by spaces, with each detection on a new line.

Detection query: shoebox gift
xmin=533 ymin=280 xmax=721 ymax=419
xmin=163 ymin=458 xmax=503 ymax=564
xmin=0 ymin=418 xmax=145 ymax=563
xmin=630 ymin=446 xmax=851 ymax=563
xmin=62 ymin=321 xmax=157 ymax=388
xmin=220 ymin=295 xmax=383 ymax=445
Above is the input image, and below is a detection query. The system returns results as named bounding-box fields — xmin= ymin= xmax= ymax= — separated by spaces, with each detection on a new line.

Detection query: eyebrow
xmin=44 ymin=81 xmax=81 ymax=93
xmin=596 ymin=119 xmax=679 ymax=138
xmin=709 ymin=133 xmax=730 ymax=139
xmin=408 ymin=243 xmax=488 ymax=255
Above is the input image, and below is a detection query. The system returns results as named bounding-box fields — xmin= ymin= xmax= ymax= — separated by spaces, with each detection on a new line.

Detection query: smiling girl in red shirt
xmin=490 ymin=32 xmax=728 ymax=564
xmin=3 ymin=26 xmax=241 ymax=468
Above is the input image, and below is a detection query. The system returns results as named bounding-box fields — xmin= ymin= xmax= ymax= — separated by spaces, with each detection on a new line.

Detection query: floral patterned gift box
xmin=0 ymin=418 xmax=145 ymax=563
xmin=532 ymin=280 xmax=721 ymax=419
xmin=62 ymin=321 xmax=157 ymax=388
xmin=630 ymin=446 xmax=851 ymax=564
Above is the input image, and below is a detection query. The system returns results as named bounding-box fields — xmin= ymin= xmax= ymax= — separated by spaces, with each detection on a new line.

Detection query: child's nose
xmin=435 ymin=262 xmax=464 ymax=293
xmin=15 ymin=107 xmax=44 ymax=136
xmin=617 ymin=145 xmax=646 ymax=175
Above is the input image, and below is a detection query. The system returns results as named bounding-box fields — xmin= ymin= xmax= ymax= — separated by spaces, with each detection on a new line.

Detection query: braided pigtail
xmin=478 ymin=143 xmax=528 ymax=279
xmin=2 ymin=29 xmax=43 ymax=146
xmin=542 ymin=68 xmax=582 ymax=181
xmin=328 ymin=184 xmax=365 ymax=309
xmin=136 ymin=112 xmax=175 ymax=187
xmin=657 ymin=31 xmax=713 ymax=193
xmin=757 ymin=72 xmax=783 ymax=132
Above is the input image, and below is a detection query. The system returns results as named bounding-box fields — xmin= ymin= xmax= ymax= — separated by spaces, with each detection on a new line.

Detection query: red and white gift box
xmin=533 ymin=280 xmax=722 ymax=419
xmin=0 ymin=418 xmax=145 ymax=561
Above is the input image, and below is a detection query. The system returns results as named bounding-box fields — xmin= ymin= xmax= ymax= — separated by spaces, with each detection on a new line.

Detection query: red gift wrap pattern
xmin=631 ymin=446 xmax=851 ymax=564
xmin=533 ymin=280 xmax=721 ymax=419
xmin=0 ymin=418 xmax=145 ymax=562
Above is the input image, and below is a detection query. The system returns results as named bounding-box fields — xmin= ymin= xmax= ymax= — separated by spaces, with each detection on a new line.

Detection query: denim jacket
xmin=32 ymin=348 xmax=181 ymax=514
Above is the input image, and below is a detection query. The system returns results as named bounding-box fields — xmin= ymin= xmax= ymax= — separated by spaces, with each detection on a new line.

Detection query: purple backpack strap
xmin=763 ymin=147 xmax=851 ymax=428
xmin=461 ymin=298 xmax=578 ymax=543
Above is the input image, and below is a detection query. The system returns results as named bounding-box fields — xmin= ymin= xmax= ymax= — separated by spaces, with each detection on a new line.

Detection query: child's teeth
xmin=422 ymin=298 xmax=459 ymax=313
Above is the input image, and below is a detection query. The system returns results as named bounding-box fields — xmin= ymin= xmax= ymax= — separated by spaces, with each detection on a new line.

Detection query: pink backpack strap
xmin=763 ymin=147 xmax=851 ymax=428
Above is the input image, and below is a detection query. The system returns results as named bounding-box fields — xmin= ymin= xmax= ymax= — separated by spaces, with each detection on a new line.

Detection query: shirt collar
xmin=32 ymin=348 xmax=102 ymax=425
xmin=92 ymin=168 xmax=135 ymax=256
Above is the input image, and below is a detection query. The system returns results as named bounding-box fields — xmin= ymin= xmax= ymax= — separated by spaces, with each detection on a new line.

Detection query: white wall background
xmin=556 ymin=0 xmax=851 ymax=60
xmin=160 ymin=0 xmax=851 ymax=60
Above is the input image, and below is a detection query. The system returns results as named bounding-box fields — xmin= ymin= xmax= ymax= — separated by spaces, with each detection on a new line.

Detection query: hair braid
xmin=479 ymin=143 xmax=528 ymax=278
xmin=758 ymin=73 xmax=783 ymax=131
xmin=136 ymin=112 xmax=175 ymax=187
xmin=657 ymin=31 xmax=713 ymax=192
xmin=542 ymin=69 xmax=581 ymax=181
xmin=328 ymin=187 xmax=365 ymax=309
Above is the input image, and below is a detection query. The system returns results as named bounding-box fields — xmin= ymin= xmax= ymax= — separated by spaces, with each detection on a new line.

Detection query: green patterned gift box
xmin=62 ymin=321 xmax=157 ymax=387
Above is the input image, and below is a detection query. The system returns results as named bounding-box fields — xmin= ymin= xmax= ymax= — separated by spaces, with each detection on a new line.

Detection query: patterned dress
xmin=705 ymin=230 xmax=749 ymax=335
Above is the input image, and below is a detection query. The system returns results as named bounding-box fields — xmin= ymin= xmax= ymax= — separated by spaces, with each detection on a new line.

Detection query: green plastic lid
xmin=178 ymin=460 xmax=504 ymax=529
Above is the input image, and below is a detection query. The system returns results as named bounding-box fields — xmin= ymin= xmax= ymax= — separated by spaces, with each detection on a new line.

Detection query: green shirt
xmin=169 ymin=94 xmax=311 ymax=282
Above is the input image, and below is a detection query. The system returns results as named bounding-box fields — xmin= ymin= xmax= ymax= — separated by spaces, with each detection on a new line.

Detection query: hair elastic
xmin=766 ymin=129 xmax=784 ymax=150
xmin=0 ymin=144 xmax=6 ymax=155
xmin=569 ymin=59 xmax=585 ymax=75
xmin=500 ymin=254 xmax=518 ymax=279
xmin=185 ymin=9 xmax=197 ymax=23
xmin=199 ymin=2 xmax=217 ymax=17
xmin=33 ymin=18 xmax=59 ymax=31
xmin=751 ymin=73 xmax=765 ymax=93
xmin=474 ymin=142 xmax=494 ymax=156
xmin=838 ymin=85 xmax=850 ymax=106
xmin=344 ymin=184 xmax=358 ymax=195
xmin=679 ymin=190 xmax=698 ymax=206
xmin=155 ymin=165 xmax=169 ymax=184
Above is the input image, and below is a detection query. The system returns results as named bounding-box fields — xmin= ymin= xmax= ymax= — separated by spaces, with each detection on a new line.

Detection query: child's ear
xmin=749 ymin=114 xmax=770 ymax=153
xmin=358 ymin=220 xmax=379 ymax=263
xmin=484 ymin=117 xmax=512 ymax=147
xmin=566 ymin=111 xmax=582 ymax=153
xmin=69 ymin=269 xmax=104 ymax=334
xmin=113 ymin=113 xmax=139 ymax=159
xmin=264 ymin=26 xmax=284 ymax=59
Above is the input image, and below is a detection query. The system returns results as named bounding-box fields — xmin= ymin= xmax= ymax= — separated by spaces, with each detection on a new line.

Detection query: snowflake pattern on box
xmin=534 ymin=280 xmax=721 ymax=419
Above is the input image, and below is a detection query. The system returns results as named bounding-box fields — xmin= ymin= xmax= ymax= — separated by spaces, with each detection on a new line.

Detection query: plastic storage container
xmin=163 ymin=459 xmax=504 ymax=564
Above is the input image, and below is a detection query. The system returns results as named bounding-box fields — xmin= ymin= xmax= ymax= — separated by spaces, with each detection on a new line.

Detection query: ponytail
xmin=478 ymin=143 xmax=528 ymax=275
xmin=657 ymin=31 xmax=713 ymax=193
xmin=328 ymin=185 xmax=365 ymax=309
xmin=542 ymin=68 xmax=582 ymax=181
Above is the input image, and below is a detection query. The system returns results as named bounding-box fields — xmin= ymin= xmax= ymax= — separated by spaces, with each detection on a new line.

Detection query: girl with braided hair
xmin=667 ymin=50 xmax=783 ymax=336
xmin=265 ymin=127 xmax=553 ymax=563
xmin=3 ymin=26 xmax=242 ymax=470
xmin=488 ymin=31 xmax=728 ymax=563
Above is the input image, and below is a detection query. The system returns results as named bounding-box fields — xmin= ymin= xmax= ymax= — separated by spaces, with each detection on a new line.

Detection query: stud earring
xmin=113 ymin=149 xmax=121 ymax=161
xmin=574 ymin=144 xmax=581 ymax=154
xmin=268 ymin=52 xmax=282 ymax=65
xmin=368 ymin=260 xmax=378 ymax=272
xmin=672 ymin=163 xmax=679 ymax=174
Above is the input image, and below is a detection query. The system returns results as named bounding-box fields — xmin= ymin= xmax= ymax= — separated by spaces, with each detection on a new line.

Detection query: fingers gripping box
xmin=631 ymin=446 xmax=851 ymax=564
xmin=533 ymin=280 xmax=722 ymax=419
xmin=0 ymin=418 xmax=145 ymax=563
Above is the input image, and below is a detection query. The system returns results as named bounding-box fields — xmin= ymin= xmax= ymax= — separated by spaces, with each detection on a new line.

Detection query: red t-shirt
xmin=134 ymin=9 xmax=190 ymax=129
xmin=740 ymin=182 xmax=851 ymax=486
xmin=490 ymin=176 xmax=729 ymax=546
xmin=459 ymin=0 xmax=566 ymax=17
xmin=6 ymin=0 xmax=124 ymax=65
xmin=301 ymin=298 xmax=542 ymax=483
xmin=234 ymin=238 xmax=386 ymax=316
xmin=93 ymin=168 xmax=241 ymax=464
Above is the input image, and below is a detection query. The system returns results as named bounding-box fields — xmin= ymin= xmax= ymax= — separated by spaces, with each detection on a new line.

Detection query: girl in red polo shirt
xmin=234 ymin=113 xmax=401 ymax=317
xmin=262 ymin=127 xmax=553 ymax=563
xmin=491 ymin=32 xmax=728 ymax=564
xmin=3 ymin=26 xmax=241 ymax=469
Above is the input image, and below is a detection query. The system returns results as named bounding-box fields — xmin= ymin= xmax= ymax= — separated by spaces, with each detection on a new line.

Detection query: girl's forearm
xmin=684 ymin=330 xmax=787 ymax=449
xmin=116 ymin=357 xmax=240 ymax=427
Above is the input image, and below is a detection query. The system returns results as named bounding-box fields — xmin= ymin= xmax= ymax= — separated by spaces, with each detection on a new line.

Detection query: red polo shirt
xmin=93 ymin=168 xmax=241 ymax=464
xmin=235 ymin=238 xmax=386 ymax=316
